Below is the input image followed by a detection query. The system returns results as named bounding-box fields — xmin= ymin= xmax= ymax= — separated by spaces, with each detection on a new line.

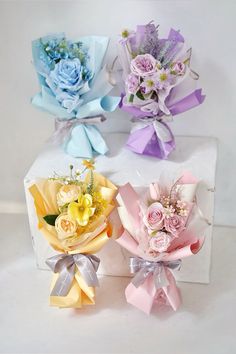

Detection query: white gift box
xmin=24 ymin=133 xmax=217 ymax=284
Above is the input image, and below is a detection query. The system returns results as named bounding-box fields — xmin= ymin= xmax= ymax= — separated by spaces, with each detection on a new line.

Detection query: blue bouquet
xmin=32 ymin=34 xmax=120 ymax=157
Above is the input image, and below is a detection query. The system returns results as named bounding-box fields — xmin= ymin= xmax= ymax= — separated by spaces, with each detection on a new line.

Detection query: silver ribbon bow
xmin=50 ymin=115 xmax=106 ymax=145
xmin=46 ymin=253 xmax=100 ymax=297
xmin=130 ymin=257 xmax=181 ymax=289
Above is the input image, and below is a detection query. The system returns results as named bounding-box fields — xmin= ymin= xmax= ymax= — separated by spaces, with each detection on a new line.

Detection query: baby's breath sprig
xmin=48 ymin=159 xmax=96 ymax=186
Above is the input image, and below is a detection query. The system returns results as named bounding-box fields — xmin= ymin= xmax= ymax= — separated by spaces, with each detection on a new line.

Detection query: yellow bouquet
xmin=29 ymin=160 xmax=117 ymax=308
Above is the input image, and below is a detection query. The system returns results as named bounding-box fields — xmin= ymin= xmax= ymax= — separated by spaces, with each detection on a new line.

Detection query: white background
xmin=0 ymin=0 xmax=235 ymax=225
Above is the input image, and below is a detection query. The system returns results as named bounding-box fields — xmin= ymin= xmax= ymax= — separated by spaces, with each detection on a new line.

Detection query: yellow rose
xmin=57 ymin=184 xmax=81 ymax=207
xmin=68 ymin=194 xmax=95 ymax=227
xmin=55 ymin=213 xmax=77 ymax=240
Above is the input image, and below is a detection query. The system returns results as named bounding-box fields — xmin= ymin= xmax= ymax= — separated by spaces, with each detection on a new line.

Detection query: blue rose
xmin=49 ymin=58 xmax=84 ymax=92
xmin=46 ymin=58 xmax=87 ymax=112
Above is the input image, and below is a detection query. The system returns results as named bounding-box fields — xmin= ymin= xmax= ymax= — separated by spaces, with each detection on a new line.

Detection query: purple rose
xmin=126 ymin=73 xmax=139 ymax=94
xmin=164 ymin=214 xmax=185 ymax=237
xmin=143 ymin=202 xmax=164 ymax=232
xmin=131 ymin=54 xmax=157 ymax=77
xmin=149 ymin=232 xmax=173 ymax=253
xmin=172 ymin=61 xmax=185 ymax=75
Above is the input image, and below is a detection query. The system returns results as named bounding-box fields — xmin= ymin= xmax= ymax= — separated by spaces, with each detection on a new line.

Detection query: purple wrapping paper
xmin=121 ymin=89 xmax=205 ymax=159
xmin=168 ymin=89 xmax=205 ymax=115
xmin=126 ymin=122 xmax=175 ymax=159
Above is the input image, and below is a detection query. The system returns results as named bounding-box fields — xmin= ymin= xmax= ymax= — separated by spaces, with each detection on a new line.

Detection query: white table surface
xmin=0 ymin=214 xmax=235 ymax=354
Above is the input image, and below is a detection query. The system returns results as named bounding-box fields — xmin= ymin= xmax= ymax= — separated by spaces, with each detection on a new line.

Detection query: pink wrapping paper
xmin=116 ymin=172 xmax=206 ymax=314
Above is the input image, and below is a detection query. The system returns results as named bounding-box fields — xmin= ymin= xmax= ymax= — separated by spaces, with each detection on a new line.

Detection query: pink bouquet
xmin=116 ymin=172 xmax=208 ymax=314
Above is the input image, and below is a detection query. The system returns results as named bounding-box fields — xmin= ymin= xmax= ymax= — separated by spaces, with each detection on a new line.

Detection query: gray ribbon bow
xmin=131 ymin=116 xmax=172 ymax=143
xmin=130 ymin=257 xmax=181 ymax=289
xmin=46 ymin=253 xmax=100 ymax=297
xmin=50 ymin=115 xmax=106 ymax=145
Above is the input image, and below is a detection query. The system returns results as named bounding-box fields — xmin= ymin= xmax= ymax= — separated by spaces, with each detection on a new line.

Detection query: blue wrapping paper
xmin=32 ymin=34 xmax=120 ymax=157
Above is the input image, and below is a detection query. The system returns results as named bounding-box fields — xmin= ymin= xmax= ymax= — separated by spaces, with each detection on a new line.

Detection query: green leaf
xmin=59 ymin=204 xmax=69 ymax=213
xmin=136 ymin=90 xmax=145 ymax=101
xmin=43 ymin=214 xmax=59 ymax=226
xmin=128 ymin=94 xmax=134 ymax=103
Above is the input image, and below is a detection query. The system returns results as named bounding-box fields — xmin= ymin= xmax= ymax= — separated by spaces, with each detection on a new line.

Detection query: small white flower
xmin=163 ymin=205 xmax=175 ymax=219
xmin=179 ymin=209 xmax=188 ymax=217
xmin=177 ymin=200 xmax=186 ymax=209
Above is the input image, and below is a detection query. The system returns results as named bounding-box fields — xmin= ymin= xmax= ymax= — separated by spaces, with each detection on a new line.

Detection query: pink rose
xmin=146 ymin=248 xmax=159 ymax=259
xmin=131 ymin=54 xmax=157 ymax=77
xmin=172 ymin=61 xmax=185 ymax=75
xmin=164 ymin=214 xmax=185 ymax=237
xmin=143 ymin=202 xmax=164 ymax=232
xmin=149 ymin=182 xmax=161 ymax=201
xmin=149 ymin=232 xmax=173 ymax=253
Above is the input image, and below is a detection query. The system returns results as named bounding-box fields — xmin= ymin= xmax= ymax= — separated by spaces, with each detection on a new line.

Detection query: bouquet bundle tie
xmin=116 ymin=172 xmax=208 ymax=314
xmin=50 ymin=115 xmax=107 ymax=157
xmin=118 ymin=23 xmax=205 ymax=159
xmin=126 ymin=115 xmax=175 ymax=158
xmin=46 ymin=253 xmax=100 ymax=297
xmin=32 ymin=34 xmax=120 ymax=158
xmin=130 ymin=257 xmax=181 ymax=289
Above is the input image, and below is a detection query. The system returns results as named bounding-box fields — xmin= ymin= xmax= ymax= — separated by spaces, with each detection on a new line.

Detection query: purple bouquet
xmin=118 ymin=22 xmax=205 ymax=159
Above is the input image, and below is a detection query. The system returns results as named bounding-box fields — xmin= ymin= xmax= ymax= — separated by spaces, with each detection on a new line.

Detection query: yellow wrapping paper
xmin=29 ymin=173 xmax=117 ymax=308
